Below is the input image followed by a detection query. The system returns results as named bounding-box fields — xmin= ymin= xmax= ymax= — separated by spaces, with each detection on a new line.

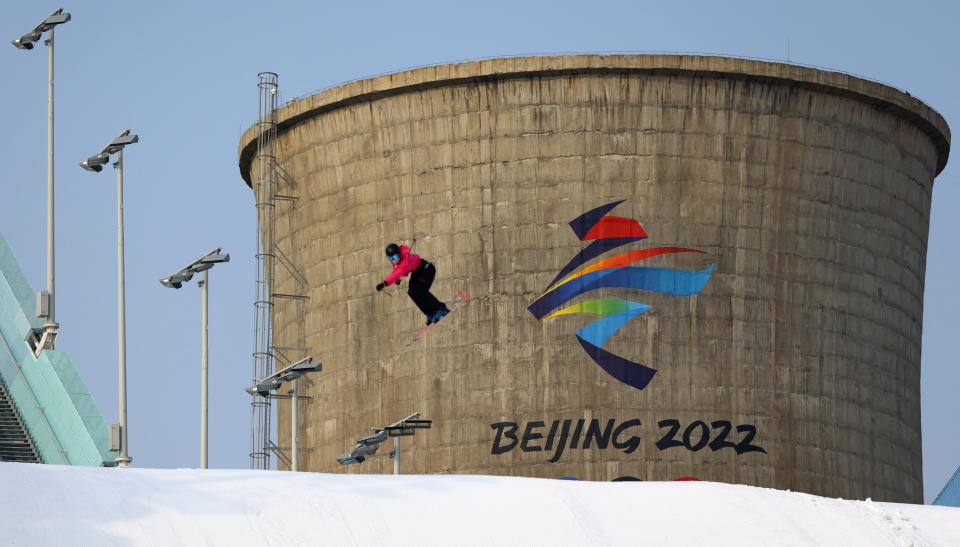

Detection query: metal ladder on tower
xmin=249 ymin=72 xmax=312 ymax=470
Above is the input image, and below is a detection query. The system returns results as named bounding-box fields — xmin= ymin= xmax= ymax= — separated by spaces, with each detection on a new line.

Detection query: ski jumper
xmin=383 ymin=245 xmax=445 ymax=317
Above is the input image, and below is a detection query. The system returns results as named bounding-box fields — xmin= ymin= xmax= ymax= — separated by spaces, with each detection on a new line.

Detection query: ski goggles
xmin=388 ymin=253 xmax=400 ymax=263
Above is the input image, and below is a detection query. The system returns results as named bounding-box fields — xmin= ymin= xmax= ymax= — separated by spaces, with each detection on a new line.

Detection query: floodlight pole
xmin=291 ymin=379 xmax=299 ymax=471
xmin=393 ymin=436 xmax=400 ymax=475
xmin=114 ymin=149 xmax=131 ymax=468
xmin=200 ymin=269 xmax=209 ymax=469
xmin=41 ymin=26 xmax=59 ymax=347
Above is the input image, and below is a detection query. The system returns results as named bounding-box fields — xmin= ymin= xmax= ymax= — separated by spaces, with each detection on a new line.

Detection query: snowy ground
xmin=1 ymin=462 xmax=958 ymax=546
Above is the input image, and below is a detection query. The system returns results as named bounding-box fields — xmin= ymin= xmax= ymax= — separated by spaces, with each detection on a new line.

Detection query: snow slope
xmin=1 ymin=462 xmax=958 ymax=546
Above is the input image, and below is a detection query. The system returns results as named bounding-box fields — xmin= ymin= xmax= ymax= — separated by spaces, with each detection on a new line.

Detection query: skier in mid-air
xmin=376 ymin=242 xmax=450 ymax=324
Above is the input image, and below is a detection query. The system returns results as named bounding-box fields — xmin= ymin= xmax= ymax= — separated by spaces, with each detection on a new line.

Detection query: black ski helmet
xmin=385 ymin=243 xmax=400 ymax=258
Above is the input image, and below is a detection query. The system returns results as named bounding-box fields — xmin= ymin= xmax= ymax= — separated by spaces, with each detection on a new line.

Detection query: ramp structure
xmin=0 ymin=375 xmax=39 ymax=463
xmin=935 ymin=466 xmax=960 ymax=507
xmin=0 ymin=233 xmax=115 ymax=466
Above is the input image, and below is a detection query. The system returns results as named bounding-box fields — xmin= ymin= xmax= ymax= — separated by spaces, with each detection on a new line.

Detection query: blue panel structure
xmin=933 ymin=465 xmax=960 ymax=507
xmin=0 ymin=232 xmax=115 ymax=466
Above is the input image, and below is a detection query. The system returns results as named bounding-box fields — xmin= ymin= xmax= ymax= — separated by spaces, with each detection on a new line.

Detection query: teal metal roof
xmin=933 ymin=465 xmax=960 ymax=507
xmin=0 ymin=232 xmax=115 ymax=466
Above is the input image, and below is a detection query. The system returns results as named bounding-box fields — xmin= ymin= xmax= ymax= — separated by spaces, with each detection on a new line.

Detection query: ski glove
xmin=376 ymin=282 xmax=387 ymax=292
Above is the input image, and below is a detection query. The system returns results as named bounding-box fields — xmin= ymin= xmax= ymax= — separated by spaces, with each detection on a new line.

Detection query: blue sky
xmin=1 ymin=1 xmax=956 ymax=503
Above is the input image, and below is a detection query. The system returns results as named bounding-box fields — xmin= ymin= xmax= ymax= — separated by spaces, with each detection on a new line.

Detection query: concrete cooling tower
xmin=237 ymin=55 xmax=950 ymax=503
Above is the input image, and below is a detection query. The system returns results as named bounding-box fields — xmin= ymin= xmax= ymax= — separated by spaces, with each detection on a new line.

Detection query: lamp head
xmin=80 ymin=153 xmax=110 ymax=172
xmin=245 ymin=356 xmax=320 ymax=397
xmin=161 ymin=249 xmax=227 ymax=290
xmin=351 ymin=442 xmax=381 ymax=457
xmin=104 ymin=131 xmax=139 ymax=154
xmin=245 ymin=377 xmax=282 ymax=398
xmin=40 ymin=11 xmax=71 ymax=29
xmin=198 ymin=253 xmax=230 ymax=267
xmin=189 ymin=253 xmax=230 ymax=273
xmin=357 ymin=431 xmax=389 ymax=446
xmin=336 ymin=454 xmax=364 ymax=465
xmin=11 ymin=30 xmax=41 ymax=49
xmin=159 ymin=270 xmax=194 ymax=289
xmin=12 ymin=9 xmax=70 ymax=50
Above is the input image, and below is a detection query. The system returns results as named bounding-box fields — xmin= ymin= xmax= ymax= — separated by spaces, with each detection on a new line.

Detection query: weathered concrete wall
xmin=238 ymin=55 xmax=950 ymax=503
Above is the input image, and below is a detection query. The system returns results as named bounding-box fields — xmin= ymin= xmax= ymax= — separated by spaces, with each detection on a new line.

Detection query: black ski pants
xmin=408 ymin=260 xmax=444 ymax=317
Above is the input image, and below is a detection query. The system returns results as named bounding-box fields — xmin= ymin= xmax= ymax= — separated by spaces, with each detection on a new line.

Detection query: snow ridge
xmin=1 ymin=462 xmax=958 ymax=546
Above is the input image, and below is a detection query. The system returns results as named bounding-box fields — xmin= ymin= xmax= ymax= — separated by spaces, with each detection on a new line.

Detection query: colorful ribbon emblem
xmin=528 ymin=201 xmax=714 ymax=390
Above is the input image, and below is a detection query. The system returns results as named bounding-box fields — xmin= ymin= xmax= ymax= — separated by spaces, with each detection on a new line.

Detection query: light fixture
xmin=79 ymin=128 xmax=140 ymax=468
xmin=11 ymin=9 xmax=70 ymax=50
xmin=80 ymin=130 xmax=139 ymax=172
xmin=246 ymin=356 xmax=322 ymax=471
xmin=160 ymin=248 xmax=230 ymax=289
xmin=13 ymin=8 xmax=72 ymax=352
xmin=161 ymin=247 xmax=231 ymax=469
xmin=337 ymin=412 xmax=432 ymax=474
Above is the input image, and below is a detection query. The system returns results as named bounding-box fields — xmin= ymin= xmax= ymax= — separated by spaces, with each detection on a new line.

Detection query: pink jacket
xmin=384 ymin=245 xmax=421 ymax=285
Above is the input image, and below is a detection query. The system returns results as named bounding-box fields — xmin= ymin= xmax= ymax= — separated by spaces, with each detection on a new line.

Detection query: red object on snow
xmin=673 ymin=477 xmax=701 ymax=481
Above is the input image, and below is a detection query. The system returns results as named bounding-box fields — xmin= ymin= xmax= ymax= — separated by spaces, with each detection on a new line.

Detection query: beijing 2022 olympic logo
xmin=527 ymin=200 xmax=714 ymax=391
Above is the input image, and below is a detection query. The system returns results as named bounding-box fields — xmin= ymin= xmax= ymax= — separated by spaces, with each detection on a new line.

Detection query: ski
xmin=406 ymin=290 xmax=471 ymax=345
